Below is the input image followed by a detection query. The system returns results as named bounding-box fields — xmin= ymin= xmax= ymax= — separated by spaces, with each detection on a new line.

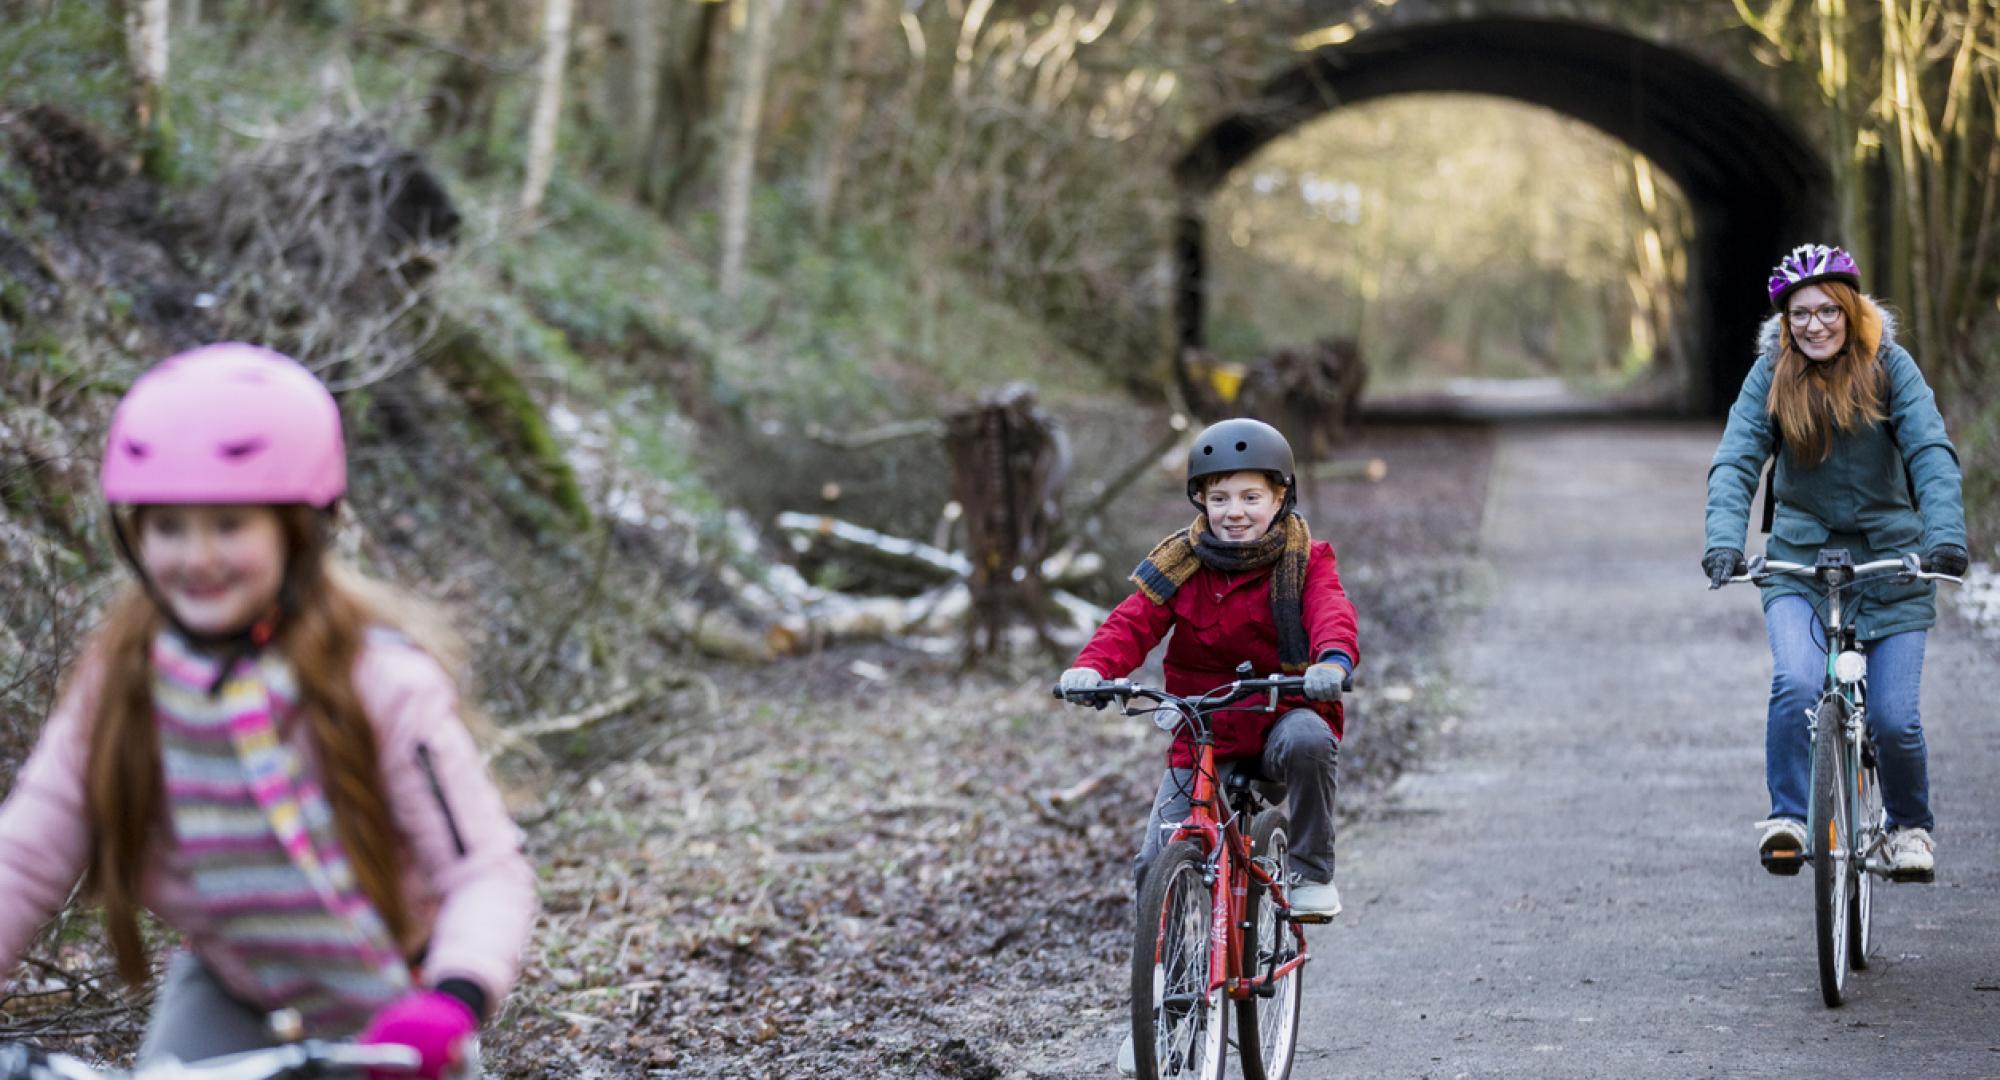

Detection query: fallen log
xmin=774 ymin=512 xmax=1102 ymax=585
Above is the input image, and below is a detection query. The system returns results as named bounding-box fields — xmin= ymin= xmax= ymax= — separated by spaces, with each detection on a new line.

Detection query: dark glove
xmin=1702 ymin=547 xmax=1747 ymax=589
xmin=1923 ymin=543 xmax=1969 ymax=577
xmin=1302 ymin=662 xmax=1346 ymax=703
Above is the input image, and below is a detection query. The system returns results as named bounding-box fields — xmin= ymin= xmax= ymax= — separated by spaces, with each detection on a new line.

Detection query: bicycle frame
xmin=1802 ymin=573 xmax=1874 ymax=875
xmin=1164 ymin=729 xmax=1311 ymax=1002
xmin=1753 ymin=551 xmax=1902 ymax=876
xmin=1062 ymin=676 xmax=1314 ymax=1001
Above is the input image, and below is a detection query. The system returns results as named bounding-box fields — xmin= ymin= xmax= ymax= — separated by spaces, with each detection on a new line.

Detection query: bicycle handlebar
xmin=1720 ymin=552 xmax=1963 ymax=589
xmin=0 ymin=1042 xmax=422 ymax=1080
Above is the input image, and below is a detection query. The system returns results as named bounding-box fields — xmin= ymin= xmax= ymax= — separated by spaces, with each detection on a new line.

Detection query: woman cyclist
xmin=1056 ymin=418 xmax=1358 ymax=1073
xmin=1703 ymin=244 xmax=1968 ymax=881
xmin=0 ymin=345 xmax=537 ymax=1076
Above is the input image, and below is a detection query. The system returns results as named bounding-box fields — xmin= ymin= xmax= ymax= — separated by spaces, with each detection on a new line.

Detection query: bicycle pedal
xmin=1287 ymin=911 xmax=1336 ymax=925
xmin=1760 ymin=850 xmax=1805 ymax=876
xmin=1886 ymin=867 xmax=1936 ymax=884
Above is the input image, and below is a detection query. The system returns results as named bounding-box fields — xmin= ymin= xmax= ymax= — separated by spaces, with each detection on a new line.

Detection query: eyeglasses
xmin=1787 ymin=303 xmax=1844 ymax=328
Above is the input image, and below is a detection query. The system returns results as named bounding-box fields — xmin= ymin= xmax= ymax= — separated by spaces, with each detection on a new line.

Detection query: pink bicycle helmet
xmin=1767 ymin=243 xmax=1861 ymax=309
xmin=101 ymin=343 xmax=346 ymax=508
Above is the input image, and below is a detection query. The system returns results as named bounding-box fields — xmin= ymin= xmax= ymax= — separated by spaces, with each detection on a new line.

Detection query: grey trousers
xmin=1135 ymin=708 xmax=1338 ymax=884
xmin=137 ymin=952 xmax=482 ymax=1076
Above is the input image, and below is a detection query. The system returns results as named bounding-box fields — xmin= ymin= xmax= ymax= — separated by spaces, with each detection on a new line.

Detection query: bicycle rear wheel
xmin=1811 ymin=694 xmax=1852 ymax=1007
xmin=1849 ymin=736 xmax=1882 ymax=970
xmin=1133 ymin=840 xmax=1226 ymax=1080
xmin=1236 ymin=808 xmax=1302 ymax=1080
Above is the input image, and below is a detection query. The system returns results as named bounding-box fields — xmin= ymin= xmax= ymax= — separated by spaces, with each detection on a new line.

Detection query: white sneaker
xmin=1884 ymin=826 xmax=1936 ymax=881
xmin=1115 ymin=1032 xmax=1135 ymax=1076
xmin=1756 ymin=817 xmax=1807 ymax=876
xmin=1289 ymin=877 xmax=1341 ymax=919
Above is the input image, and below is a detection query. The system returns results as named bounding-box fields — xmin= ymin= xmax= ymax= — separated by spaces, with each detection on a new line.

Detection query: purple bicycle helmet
xmin=101 ymin=343 xmax=346 ymax=508
xmin=1767 ymin=243 xmax=1861 ymax=309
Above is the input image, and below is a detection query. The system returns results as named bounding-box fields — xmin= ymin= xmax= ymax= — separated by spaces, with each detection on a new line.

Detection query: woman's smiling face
xmin=1786 ymin=284 xmax=1848 ymax=362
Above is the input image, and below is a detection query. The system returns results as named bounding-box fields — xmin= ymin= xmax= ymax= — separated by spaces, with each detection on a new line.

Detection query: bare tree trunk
xmin=641 ymin=0 xmax=726 ymax=216
xmin=717 ymin=0 xmax=789 ymax=298
xmin=519 ymin=0 xmax=574 ymax=219
xmin=808 ymin=0 xmax=884 ymax=235
xmin=126 ymin=0 xmax=170 ymax=135
xmin=123 ymin=0 xmax=172 ymax=177
xmin=616 ymin=0 xmax=661 ymax=188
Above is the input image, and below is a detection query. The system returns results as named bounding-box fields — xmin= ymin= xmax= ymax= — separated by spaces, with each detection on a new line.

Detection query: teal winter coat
xmin=1705 ymin=303 xmax=1966 ymax=641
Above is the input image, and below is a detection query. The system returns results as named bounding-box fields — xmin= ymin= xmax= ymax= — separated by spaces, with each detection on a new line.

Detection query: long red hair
xmin=1765 ymin=282 xmax=1886 ymax=464
xmin=80 ymin=505 xmax=416 ymax=986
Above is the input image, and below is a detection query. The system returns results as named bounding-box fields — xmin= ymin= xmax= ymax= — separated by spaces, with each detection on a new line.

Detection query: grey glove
xmin=1923 ymin=543 xmax=1969 ymax=577
xmin=1702 ymin=547 xmax=1747 ymax=589
xmin=1302 ymin=662 xmax=1346 ymax=703
xmin=1058 ymin=666 xmax=1104 ymax=695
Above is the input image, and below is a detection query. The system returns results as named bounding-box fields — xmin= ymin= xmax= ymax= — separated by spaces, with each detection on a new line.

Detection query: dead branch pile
xmin=1234 ymin=336 xmax=1369 ymax=458
xmin=192 ymin=123 xmax=462 ymax=389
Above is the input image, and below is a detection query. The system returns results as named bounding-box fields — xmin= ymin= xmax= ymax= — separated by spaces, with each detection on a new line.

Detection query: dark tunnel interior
xmin=1172 ymin=17 xmax=1833 ymax=415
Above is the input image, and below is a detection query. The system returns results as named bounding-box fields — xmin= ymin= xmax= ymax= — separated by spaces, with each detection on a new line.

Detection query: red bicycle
xmin=1058 ymin=669 xmax=1320 ymax=1080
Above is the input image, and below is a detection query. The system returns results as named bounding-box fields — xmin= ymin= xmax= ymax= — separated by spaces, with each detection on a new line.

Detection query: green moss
xmin=428 ymin=323 xmax=592 ymax=533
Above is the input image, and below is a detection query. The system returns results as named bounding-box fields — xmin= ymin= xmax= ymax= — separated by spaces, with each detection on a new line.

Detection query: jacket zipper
xmin=415 ymin=742 xmax=469 ymax=857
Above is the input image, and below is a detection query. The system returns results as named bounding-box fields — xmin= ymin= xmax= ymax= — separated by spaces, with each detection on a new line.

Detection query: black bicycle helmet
xmin=1185 ymin=417 xmax=1296 ymax=509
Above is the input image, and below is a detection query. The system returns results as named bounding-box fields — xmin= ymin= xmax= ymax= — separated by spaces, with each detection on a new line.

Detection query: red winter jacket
xmin=1073 ymin=540 xmax=1359 ymax=768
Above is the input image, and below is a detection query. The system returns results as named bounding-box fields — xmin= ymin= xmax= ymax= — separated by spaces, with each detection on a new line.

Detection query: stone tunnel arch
xmin=1173 ymin=16 xmax=1832 ymax=415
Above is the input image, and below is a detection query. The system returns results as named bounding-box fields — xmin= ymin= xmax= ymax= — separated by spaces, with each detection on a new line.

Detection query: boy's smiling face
xmin=1202 ymin=471 xmax=1283 ymax=542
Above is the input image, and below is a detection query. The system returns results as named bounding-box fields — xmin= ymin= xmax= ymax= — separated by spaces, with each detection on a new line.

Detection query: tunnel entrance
xmin=1173 ymin=17 xmax=1832 ymax=416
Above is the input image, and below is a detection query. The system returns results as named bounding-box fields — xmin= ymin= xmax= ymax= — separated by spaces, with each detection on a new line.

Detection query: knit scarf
xmin=1130 ymin=512 xmax=1314 ymax=673
xmin=153 ymin=631 xmax=410 ymax=1035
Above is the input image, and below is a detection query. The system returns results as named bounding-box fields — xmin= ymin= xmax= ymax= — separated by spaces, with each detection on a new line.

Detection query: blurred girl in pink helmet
xmin=0 ymin=345 xmax=535 ymax=1077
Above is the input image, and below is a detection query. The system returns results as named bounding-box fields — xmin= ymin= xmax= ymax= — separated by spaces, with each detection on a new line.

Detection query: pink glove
xmin=359 ymin=990 xmax=478 ymax=1080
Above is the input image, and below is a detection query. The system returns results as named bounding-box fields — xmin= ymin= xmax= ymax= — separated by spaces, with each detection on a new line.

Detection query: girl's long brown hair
xmin=83 ymin=505 xmax=416 ymax=986
xmin=1765 ymin=281 xmax=1886 ymax=464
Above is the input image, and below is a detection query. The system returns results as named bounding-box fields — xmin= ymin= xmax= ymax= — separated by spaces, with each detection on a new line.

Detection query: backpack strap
xmin=1759 ymin=460 xmax=1777 ymax=534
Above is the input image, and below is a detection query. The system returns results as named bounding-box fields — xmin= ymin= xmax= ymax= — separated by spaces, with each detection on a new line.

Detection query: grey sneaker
xmin=1115 ymin=1032 xmax=1135 ymax=1076
xmin=1884 ymin=826 xmax=1936 ymax=882
xmin=1756 ymin=817 xmax=1807 ymax=876
xmin=1289 ymin=876 xmax=1341 ymax=919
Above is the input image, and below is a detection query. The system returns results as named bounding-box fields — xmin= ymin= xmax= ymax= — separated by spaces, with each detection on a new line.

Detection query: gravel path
xmin=1299 ymin=421 xmax=2000 ymax=1079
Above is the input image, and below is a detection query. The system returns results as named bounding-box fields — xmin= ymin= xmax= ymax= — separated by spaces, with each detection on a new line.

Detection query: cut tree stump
xmin=943 ymin=383 xmax=1071 ymax=663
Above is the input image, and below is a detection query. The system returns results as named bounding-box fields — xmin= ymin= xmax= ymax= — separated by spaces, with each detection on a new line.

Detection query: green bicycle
xmin=1724 ymin=549 xmax=1960 ymax=1006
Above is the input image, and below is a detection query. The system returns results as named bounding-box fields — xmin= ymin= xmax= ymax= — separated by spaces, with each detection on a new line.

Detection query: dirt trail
xmin=1298 ymin=421 xmax=2000 ymax=1078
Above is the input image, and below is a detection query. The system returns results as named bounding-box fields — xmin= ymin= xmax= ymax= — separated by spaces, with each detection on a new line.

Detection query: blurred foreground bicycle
xmin=0 ymin=1009 xmax=425 ymax=1080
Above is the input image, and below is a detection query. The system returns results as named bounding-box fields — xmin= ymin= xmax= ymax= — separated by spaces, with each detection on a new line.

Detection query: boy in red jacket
xmin=1059 ymin=417 xmax=1357 ymax=919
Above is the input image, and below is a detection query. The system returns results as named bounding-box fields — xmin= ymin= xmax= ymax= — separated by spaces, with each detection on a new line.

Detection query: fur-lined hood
xmin=1756 ymin=294 xmax=1900 ymax=360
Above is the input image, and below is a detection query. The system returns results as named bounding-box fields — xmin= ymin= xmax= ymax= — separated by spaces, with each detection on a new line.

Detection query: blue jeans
xmin=1764 ymin=594 xmax=1931 ymax=830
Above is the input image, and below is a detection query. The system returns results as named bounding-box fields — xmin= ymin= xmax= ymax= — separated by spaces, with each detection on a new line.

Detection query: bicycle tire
xmin=1849 ymin=735 xmax=1882 ymax=970
xmin=1236 ymin=808 xmax=1302 ymax=1080
xmin=1132 ymin=840 xmax=1227 ymax=1080
xmin=1811 ymin=694 xmax=1851 ymax=1007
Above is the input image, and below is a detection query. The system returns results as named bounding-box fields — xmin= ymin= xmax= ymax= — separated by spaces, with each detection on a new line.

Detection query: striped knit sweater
xmin=155 ymin=632 xmax=409 ymax=1034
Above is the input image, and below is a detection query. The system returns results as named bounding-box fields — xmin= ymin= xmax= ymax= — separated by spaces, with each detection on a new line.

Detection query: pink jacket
xmin=0 ymin=636 xmax=538 ymax=1013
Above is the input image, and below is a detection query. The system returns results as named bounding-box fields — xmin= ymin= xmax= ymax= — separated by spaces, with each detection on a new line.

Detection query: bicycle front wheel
xmin=1132 ymin=840 xmax=1227 ymax=1080
xmin=1849 ymin=738 xmax=1882 ymax=970
xmin=1237 ymin=808 xmax=1303 ymax=1080
xmin=1811 ymin=694 xmax=1852 ymax=1007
